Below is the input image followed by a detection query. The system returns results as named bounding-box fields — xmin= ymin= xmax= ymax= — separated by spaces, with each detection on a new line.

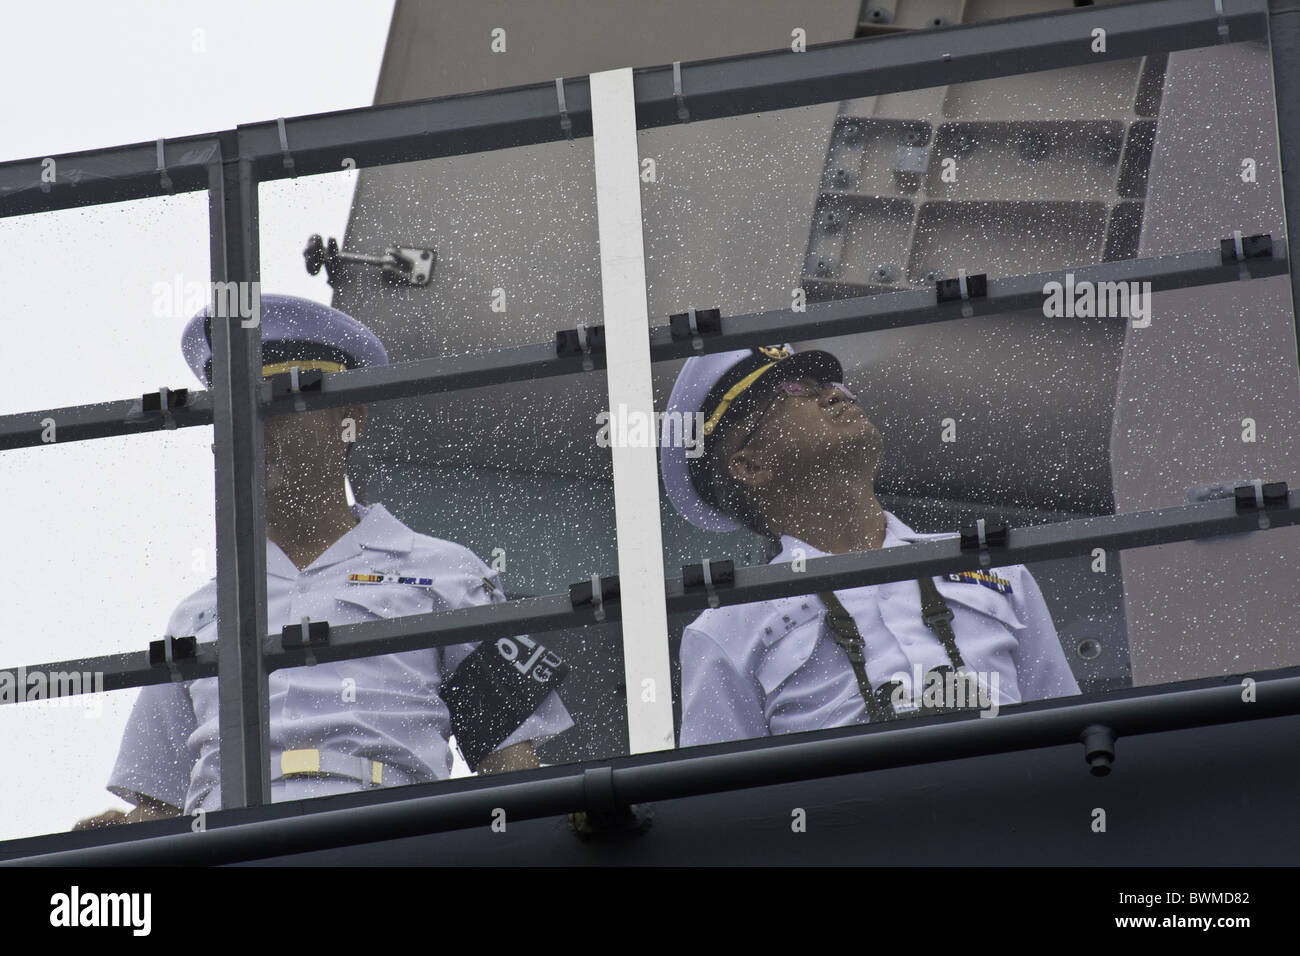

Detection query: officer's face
xmin=264 ymin=404 xmax=366 ymax=496
xmin=723 ymin=376 xmax=881 ymax=493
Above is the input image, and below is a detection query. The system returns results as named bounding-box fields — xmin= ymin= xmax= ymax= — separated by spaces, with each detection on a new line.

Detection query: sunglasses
xmin=731 ymin=379 xmax=858 ymax=453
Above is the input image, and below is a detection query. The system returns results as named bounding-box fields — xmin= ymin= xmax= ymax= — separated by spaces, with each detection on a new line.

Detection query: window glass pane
xmin=98 ymin=137 xmax=629 ymax=814
xmin=646 ymin=40 xmax=1300 ymax=750
xmin=257 ymin=135 xmax=601 ymax=361
xmin=0 ymin=686 xmax=167 ymax=842
xmin=0 ymin=192 xmax=211 ymax=414
xmin=0 ymin=431 xmax=216 ymax=662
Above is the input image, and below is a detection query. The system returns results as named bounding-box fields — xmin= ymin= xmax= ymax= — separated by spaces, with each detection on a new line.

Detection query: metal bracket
xmin=156 ymin=139 xmax=172 ymax=192
xmin=277 ymin=117 xmax=296 ymax=174
xmin=282 ymin=617 xmax=330 ymax=667
xmin=149 ymin=635 xmax=198 ymax=681
xmin=555 ymin=77 xmax=573 ymax=141
xmin=959 ymin=517 xmax=1008 ymax=567
xmin=668 ymin=307 xmax=721 ymax=351
xmin=1220 ymin=231 xmax=1272 ymax=282
xmin=673 ymin=61 xmax=689 ymax=122
xmin=683 ymin=557 xmax=735 ymax=608
xmin=569 ymin=573 xmax=620 ymax=622
xmin=569 ymin=766 xmax=653 ymax=840
xmin=936 ymin=268 xmax=987 ymax=318
xmin=303 ymin=234 xmax=436 ymax=287
xmin=893 ymin=125 xmax=931 ymax=192
xmin=1080 ymin=723 xmax=1116 ymax=776
xmin=1213 ymin=0 xmax=1230 ymax=43
xmin=556 ymin=324 xmax=606 ymax=371
xmin=142 ymin=387 xmax=189 ymax=429
xmin=1233 ymin=480 xmax=1289 ymax=531
xmin=268 ymin=366 xmax=324 ymax=413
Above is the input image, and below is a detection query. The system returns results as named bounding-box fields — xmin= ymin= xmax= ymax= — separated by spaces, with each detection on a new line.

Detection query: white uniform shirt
xmin=679 ymin=510 xmax=1080 ymax=747
xmin=108 ymin=502 xmax=574 ymax=813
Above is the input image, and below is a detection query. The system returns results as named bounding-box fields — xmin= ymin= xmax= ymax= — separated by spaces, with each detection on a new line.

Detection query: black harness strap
xmin=819 ymin=589 xmax=897 ymax=723
xmin=819 ymin=577 xmax=974 ymax=722
xmin=918 ymin=574 xmax=966 ymax=669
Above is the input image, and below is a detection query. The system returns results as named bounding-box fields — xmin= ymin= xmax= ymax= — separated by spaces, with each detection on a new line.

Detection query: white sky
xmin=0 ymin=0 xmax=396 ymax=842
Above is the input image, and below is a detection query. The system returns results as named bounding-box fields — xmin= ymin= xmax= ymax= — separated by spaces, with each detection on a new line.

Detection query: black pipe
xmin=9 ymin=673 xmax=1299 ymax=866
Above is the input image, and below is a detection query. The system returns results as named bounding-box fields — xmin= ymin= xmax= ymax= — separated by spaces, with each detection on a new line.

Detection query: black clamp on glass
xmin=683 ymin=557 xmax=734 ymax=608
xmin=282 ymin=619 xmax=330 ymax=648
xmin=555 ymin=78 xmax=573 ymax=141
xmin=149 ymin=635 xmax=197 ymax=679
xmin=268 ymin=366 xmax=324 ymax=413
xmin=1220 ymin=231 xmax=1272 ymax=281
xmin=283 ymin=617 xmax=330 ymax=666
xmin=1234 ymin=480 xmax=1288 ymax=531
xmin=669 ymin=308 xmax=721 ymax=352
xmin=142 ymin=387 xmax=189 ymax=430
xmin=557 ymin=324 xmax=606 ymax=371
xmin=959 ymin=517 xmax=1008 ymax=567
xmin=935 ymin=269 xmax=987 ymax=318
xmin=570 ymin=573 xmax=620 ymax=622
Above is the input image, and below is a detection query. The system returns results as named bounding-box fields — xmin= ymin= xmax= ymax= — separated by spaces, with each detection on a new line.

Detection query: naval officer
xmin=660 ymin=345 xmax=1079 ymax=748
xmin=76 ymin=294 xmax=572 ymax=828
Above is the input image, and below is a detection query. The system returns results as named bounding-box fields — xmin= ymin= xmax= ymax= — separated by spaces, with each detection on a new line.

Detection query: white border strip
xmin=590 ymin=67 xmax=676 ymax=754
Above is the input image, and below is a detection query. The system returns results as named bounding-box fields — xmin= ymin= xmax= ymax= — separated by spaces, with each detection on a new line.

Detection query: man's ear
xmin=727 ymin=448 xmax=774 ymax=491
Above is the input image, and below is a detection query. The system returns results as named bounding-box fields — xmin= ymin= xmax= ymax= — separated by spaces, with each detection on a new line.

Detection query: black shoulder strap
xmin=820 ymin=579 xmax=967 ymax=722
xmin=818 ymin=591 xmax=895 ymax=723
xmin=917 ymin=576 xmax=965 ymax=669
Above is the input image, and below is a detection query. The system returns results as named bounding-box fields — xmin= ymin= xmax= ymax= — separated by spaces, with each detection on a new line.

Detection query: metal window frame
xmin=0 ymin=0 xmax=1296 ymax=835
xmin=0 ymin=244 xmax=1286 ymax=452
xmin=5 ymin=490 xmax=1299 ymax=701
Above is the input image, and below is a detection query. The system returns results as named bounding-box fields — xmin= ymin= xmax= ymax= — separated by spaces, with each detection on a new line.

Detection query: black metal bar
xmin=632 ymin=0 xmax=1267 ymax=127
xmin=8 ymin=667 xmax=1299 ymax=866
xmin=1267 ymin=0 xmax=1300 ymax=362
xmin=261 ymin=244 xmax=1288 ymax=414
xmin=237 ymin=78 xmax=593 ymax=183
xmin=0 ymin=135 xmax=220 ymax=218
xmin=0 ymin=0 xmax=1268 ymax=216
xmin=0 ymin=649 xmax=217 ymax=701
xmin=0 ymin=243 xmax=1283 ymax=447
xmin=668 ymin=491 xmax=1300 ymax=612
xmin=208 ymin=140 xmax=271 ymax=809
xmin=5 ymin=492 xmax=1296 ymax=701
xmin=0 ymin=393 xmax=214 ymax=451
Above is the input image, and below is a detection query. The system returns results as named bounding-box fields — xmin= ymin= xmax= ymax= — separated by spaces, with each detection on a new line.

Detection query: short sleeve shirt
xmin=679 ymin=510 xmax=1080 ymax=747
xmin=107 ymin=502 xmax=573 ymax=812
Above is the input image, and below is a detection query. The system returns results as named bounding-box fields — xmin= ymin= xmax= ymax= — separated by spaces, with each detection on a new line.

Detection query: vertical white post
xmin=589 ymin=67 xmax=676 ymax=754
